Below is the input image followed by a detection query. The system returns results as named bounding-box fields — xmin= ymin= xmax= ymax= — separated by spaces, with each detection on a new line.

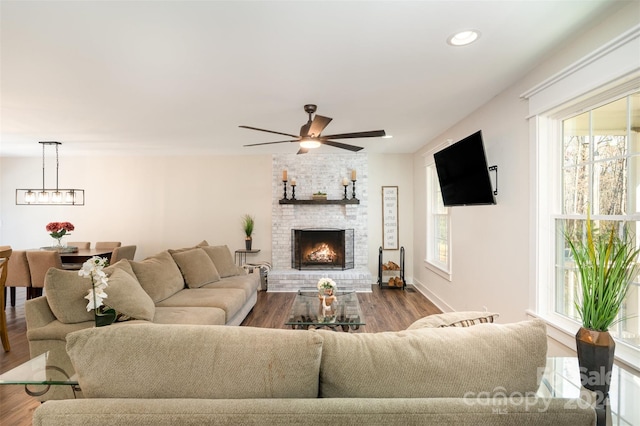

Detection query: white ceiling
xmin=0 ymin=0 xmax=621 ymax=157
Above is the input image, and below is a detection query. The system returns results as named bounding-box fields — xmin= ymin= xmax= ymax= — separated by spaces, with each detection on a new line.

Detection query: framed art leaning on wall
xmin=382 ymin=186 xmax=398 ymax=250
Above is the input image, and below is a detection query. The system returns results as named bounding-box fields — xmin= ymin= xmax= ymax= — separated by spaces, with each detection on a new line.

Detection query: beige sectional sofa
xmin=32 ymin=318 xmax=595 ymax=425
xmin=25 ymin=242 xmax=260 ymax=400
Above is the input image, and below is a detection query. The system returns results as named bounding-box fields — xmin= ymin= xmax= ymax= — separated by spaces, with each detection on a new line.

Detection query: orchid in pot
xmin=79 ymin=256 xmax=116 ymax=327
xmin=565 ymin=213 xmax=640 ymax=397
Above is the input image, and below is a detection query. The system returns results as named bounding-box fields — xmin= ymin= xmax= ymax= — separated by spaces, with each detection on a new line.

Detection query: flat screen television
xmin=433 ymin=130 xmax=496 ymax=206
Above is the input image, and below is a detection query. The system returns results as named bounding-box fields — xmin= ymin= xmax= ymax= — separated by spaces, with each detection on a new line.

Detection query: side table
xmin=537 ymin=357 xmax=638 ymax=426
xmin=234 ymin=249 xmax=260 ymax=266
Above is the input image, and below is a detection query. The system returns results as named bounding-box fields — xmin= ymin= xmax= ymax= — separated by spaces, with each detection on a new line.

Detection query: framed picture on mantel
xmin=382 ymin=186 xmax=399 ymax=250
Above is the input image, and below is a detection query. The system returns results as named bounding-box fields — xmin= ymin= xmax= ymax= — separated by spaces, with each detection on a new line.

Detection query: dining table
xmin=36 ymin=248 xmax=115 ymax=269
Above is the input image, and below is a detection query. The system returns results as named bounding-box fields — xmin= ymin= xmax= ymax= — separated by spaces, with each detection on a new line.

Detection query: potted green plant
xmin=565 ymin=214 xmax=639 ymax=397
xmin=242 ymin=214 xmax=255 ymax=250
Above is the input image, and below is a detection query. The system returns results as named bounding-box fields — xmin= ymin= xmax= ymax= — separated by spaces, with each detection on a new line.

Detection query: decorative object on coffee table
xmin=80 ymin=256 xmax=116 ymax=327
xmin=565 ymin=212 xmax=640 ymax=398
xmin=242 ymin=214 xmax=255 ymax=250
xmin=317 ymin=277 xmax=337 ymax=318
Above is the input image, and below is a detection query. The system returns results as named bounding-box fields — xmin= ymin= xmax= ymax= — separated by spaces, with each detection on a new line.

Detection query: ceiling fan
xmin=240 ymin=104 xmax=386 ymax=154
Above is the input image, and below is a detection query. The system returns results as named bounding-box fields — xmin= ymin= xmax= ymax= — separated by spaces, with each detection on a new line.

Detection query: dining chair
xmin=67 ymin=241 xmax=90 ymax=249
xmin=109 ymin=245 xmax=137 ymax=264
xmin=4 ymin=250 xmax=32 ymax=308
xmin=26 ymin=250 xmax=63 ymax=298
xmin=95 ymin=241 xmax=122 ymax=249
xmin=0 ymin=246 xmax=13 ymax=352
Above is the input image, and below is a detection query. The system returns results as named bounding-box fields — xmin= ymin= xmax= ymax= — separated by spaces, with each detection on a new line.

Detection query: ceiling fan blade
xmin=308 ymin=115 xmax=333 ymax=137
xmin=321 ymin=140 xmax=364 ymax=152
xmin=321 ymin=130 xmax=386 ymax=139
xmin=296 ymin=147 xmax=309 ymax=155
xmin=239 ymin=125 xmax=300 ymax=139
xmin=243 ymin=139 xmax=299 ymax=147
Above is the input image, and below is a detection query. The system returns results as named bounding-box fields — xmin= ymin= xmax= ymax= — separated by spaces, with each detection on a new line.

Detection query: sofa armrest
xmin=25 ymin=296 xmax=57 ymax=330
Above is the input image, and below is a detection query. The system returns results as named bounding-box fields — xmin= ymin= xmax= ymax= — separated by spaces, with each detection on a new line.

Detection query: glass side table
xmin=537 ymin=357 xmax=639 ymax=426
xmin=0 ymin=352 xmax=79 ymax=397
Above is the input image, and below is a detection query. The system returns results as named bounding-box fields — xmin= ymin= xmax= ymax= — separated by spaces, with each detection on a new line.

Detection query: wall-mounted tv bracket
xmin=488 ymin=165 xmax=498 ymax=196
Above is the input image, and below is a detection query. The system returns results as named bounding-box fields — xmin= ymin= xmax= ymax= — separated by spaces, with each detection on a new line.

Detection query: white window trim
xmin=423 ymin=143 xmax=452 ymax=281
xmin=523 ymin=24 xmax=640 ymax=371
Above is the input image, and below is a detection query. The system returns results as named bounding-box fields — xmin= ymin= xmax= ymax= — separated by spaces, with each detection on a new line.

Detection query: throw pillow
xmin=201 ymin=245 xmax=238 ymax=278
xmin=44 ymin=268 xmax=93 ymax=324
xmin=406 ymin=311 xmax=500 ymax=329
xmin=102 ymin=268 xmax=155 ymax=321
xmin=129 ymin=251 xmax=185 ymax=303
xmin=170 ymin=248 xmax=221 ymax=288
xmin=44 ymin=260 xmax=143 ymax=324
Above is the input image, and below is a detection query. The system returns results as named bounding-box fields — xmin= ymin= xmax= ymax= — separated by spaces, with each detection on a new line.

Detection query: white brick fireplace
xmin=269 ymin=153 xmax=373 ymax=292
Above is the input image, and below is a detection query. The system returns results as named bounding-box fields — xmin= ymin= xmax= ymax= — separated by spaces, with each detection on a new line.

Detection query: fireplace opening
xmin=292 ymin=228 xmax=354 ymax=270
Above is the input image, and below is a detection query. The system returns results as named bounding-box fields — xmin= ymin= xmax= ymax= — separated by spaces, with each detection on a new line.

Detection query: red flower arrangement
xmin=46 ymin=221 xmax=75 ymax=241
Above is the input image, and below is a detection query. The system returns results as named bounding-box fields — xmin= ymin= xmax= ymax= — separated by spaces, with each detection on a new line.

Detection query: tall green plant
xmin=242 ymin=214 xmax=255 ymax=238
xmin=565 ymin=215 xmax=640 ymax=331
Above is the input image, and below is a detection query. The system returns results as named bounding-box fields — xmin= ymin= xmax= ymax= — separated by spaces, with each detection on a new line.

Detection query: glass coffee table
xmin=0 ymin=351 xmax=79 ymax=397
xmin=285 ymin=289 xmax=365 ymax=332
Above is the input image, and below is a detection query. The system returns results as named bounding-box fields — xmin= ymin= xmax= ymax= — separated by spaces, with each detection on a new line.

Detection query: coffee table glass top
xmin=0 ymin=352 xmax=77 ymax=386
xmin=286 ymin=289 xmax=365 ymax=331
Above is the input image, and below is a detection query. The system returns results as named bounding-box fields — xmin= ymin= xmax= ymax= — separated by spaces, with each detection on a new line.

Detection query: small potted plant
xmin=242 ymin=214 xmax=255 ymax=250
xmin=565 ymin=213 xmax=640 ymax=397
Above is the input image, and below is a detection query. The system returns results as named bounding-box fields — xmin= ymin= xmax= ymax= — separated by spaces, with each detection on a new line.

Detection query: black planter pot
xmin=575 ymin=327 xmax=615 ymax=396
xmin=245 ymin=238 xmax=252 ymax=251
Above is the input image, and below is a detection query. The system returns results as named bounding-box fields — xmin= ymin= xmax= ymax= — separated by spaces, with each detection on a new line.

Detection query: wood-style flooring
xmin=1 ymin=285 xmax=440 ymax=425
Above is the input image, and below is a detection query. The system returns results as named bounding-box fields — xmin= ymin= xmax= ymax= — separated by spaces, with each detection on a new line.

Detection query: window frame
xmin=424 ymin=145 xmax=452 ymax=281
xmin=533 ymin=84 xmax=640 ymax=371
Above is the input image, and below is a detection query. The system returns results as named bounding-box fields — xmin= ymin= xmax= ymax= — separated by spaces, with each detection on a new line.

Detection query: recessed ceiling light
xmin=447 ymin=30 xmax=480 ymax=46
xmin=382 ymin=135 xmax=393 ymax=139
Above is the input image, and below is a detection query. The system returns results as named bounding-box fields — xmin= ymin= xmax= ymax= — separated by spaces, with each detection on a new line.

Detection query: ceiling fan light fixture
xmin=447 ymin=29 xmax=480 ymax=46
xmin=300 ymin=138 xmax=321 ymax=149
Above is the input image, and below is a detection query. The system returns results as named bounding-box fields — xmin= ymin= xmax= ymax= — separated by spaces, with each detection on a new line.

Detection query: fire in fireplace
xmin=292 ymin=228 xmax=354 ymax=270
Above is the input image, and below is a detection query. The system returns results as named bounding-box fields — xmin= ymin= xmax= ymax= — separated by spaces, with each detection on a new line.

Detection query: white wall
xmin=0 ymin=153 xmax=414 ymax=280
xmin=411 ymin=2 xmax=640 ymax=324
xmin=0 ymin=155 xmax=273 ymax=261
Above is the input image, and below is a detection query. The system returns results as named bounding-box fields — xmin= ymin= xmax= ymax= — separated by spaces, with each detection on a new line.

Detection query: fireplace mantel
xmin=279 ymin=199 xmax=359 ymax=205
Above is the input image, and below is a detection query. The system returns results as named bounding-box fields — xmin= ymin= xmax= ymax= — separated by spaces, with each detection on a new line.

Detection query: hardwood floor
xmin=1 ymin=285 xmax=440 ymax=425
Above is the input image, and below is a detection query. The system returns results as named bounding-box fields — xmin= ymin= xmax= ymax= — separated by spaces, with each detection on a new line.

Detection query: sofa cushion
xmin=200 ymin=273 xmax=260 ymax=298
xmin=44 ymin=261 xmax=155 ymax=324
xmin=129 ymin=251 xmax=185 ymax=303
xmin=103 ymin=268 xmax=155 ymax=321
xmin=66 ymin=324 xmax=324 ymax=399
xmin=153 ymin=306 xmax=226 ymax=325
xmin=201 ymin=245 xmax=238 ymax=278
xmin=155 ymin=288 xmax=246 ymax=323
xmin=44 ymin=268 xmax=94 ymax=324
xmin=407 ymin=311 xmax=500 ymax=329
xmin=44 ymin=259 xmax=136 ymax=324
xmin=317 ymin=320 xmax=547 ymax=398
xmin=170 ymin=248 xmax=220 ymax=288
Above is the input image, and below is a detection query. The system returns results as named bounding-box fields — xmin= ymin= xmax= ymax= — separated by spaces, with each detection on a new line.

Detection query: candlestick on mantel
xmin=282 ymin=170 xmax=288 ymax=182
xmin=351 ymin=170 xmax=356 ymax=180
xmin=343 ymin=183 xmax=349 ymax=200
xmin=282 ymin=181 xmax=288 ymax=200
xmin=351 ymin=179 xmax=357 ymax=200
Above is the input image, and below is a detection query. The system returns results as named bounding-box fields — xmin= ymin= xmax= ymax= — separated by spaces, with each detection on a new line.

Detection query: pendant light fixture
xmin=15 ymin=141 xmax=85 ymax=206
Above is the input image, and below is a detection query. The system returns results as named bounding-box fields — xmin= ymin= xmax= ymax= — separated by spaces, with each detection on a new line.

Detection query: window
xmin=555 ymin=92 xmax=640 ymax=349
xmin=426 ymin=162 xmax=451 ymax=279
